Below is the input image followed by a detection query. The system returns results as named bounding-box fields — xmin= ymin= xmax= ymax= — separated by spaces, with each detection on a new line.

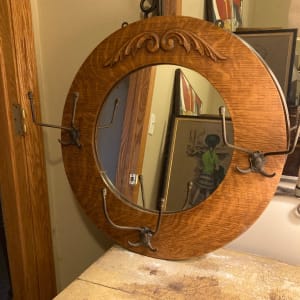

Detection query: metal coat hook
xmin=219 ymin=106 xmax=300 ymax=178
xmin=101 ymin=188 xmax=164 ymax=251
xmin=263 ymin=106 xmax=300 ymax=158
xmin=140 ymin=0 xmax=163 ymax=18
xmin=28 ymin=91 xmax=81 ymax=147
xmin=97 ymin=98 xmax=119 ymax=129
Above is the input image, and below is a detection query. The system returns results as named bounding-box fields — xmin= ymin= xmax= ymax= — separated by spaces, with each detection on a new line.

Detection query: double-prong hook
xmin=237 ymin=151 xmax=276 ymax=177
xmin=219 ymin=106 xmax=300 ymax=178
xmin=101 ymin=188 xmax=164 ymax=251
xmin=263 ymin=106 xmax=300 ymax=158
xmin=27 ymin=91 xmax=81 ymax=147
xmin=97 ymin=98 xmax=119 ymax=129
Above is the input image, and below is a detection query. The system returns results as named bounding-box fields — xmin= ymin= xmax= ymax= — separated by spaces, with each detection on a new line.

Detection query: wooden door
xmin=0 ymin=0 xmax=56 ymax=299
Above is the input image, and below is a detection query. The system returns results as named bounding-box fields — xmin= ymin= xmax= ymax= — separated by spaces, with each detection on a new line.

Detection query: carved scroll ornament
xmin=104 ymin=28 xmax=227 ymax=67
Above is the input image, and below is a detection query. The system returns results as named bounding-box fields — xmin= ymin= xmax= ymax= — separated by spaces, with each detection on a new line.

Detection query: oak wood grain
xmin=115 ymin=67 xmax=156 ymax=203
xmin=62 ymin=16 xmax=287 ymax=260
xmin=163 ymin=0 xmax=182 ymax=16
xmin=56 ymin=246 xmax=300 ymax=300
xmin=0 ymin=0 xmax=56 ymax=298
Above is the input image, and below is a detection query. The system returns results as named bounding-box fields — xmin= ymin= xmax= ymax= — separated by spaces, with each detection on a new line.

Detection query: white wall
xmin=227 ymin=180 xmax=300 ymax=266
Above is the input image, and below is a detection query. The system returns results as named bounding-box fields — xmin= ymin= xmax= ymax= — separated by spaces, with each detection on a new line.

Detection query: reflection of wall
xmin=141 ymin=66 xmax=225 ymax=210
xmin=141 ymin=66 xmax=175 ymax=210
xmin=183 ymin=69 xmax=224 ymax=114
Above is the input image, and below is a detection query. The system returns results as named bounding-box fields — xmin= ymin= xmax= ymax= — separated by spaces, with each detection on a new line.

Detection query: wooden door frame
xmin=115 ymin=0 xmax=182 ymax=204
xmin=0 ymin=0 xmax=56 ymax=299
xmin=115 ymin=67 xmax=156 ymax=203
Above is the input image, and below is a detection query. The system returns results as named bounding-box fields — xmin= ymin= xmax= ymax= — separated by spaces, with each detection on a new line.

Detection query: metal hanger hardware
xmin=219 ymin=106 xmax=300 ymax=178
xmin=27 ymin=91 xmax=81 ymax=147
xmin=101 ymin=188 xmax=164 ymax=251
xmin=97 ymin=98 xmax=119 ymax=129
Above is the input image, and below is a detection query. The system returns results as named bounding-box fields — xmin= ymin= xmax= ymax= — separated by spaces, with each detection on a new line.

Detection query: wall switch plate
xmin=148 ymin=113 xmax=156 ymax=135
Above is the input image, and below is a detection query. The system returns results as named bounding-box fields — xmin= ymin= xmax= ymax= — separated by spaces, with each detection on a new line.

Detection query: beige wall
xmin=182 ymin=0 xmax=205 ymax=18
xmin=29 ymin=1 xmax=208 ymax=290
xmin=242 ymin=0 xmax=291 ymax=28
xmin=30 ymin=0 xmax=300 ymax=292
xmin=30 ymin=0 xmax=141 ymax=291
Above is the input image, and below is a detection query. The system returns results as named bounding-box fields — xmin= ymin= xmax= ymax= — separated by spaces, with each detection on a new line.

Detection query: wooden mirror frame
xmin=62 ymin=16 xmax=288 ymax=259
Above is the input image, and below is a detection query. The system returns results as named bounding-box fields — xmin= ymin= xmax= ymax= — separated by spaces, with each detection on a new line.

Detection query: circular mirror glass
xmin=95 ymin=65 xmax=233 ymax=212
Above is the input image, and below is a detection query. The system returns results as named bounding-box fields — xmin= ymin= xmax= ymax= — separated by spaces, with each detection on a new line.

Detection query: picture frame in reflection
xmin=164 ymin=116 xmax=233 ymax=211
xmin=174 ymin=69 xmax=203 ymax=116
xmin=236 ymin=28 xmax=297 ymax=105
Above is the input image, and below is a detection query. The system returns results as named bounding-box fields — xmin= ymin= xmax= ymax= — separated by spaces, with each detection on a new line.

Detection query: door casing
xmin=0 ymin=0 xmax=56 ymax=299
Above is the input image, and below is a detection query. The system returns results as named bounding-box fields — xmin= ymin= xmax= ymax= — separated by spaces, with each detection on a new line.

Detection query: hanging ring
xmin=219 ymin=106 xmax=277 ymax=177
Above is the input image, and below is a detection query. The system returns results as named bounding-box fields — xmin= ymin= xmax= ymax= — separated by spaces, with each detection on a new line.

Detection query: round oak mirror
xmin=95 ymin=65 xmax=233 ymax=212
xmin=62 ymin=16 xmax=288 ymax=259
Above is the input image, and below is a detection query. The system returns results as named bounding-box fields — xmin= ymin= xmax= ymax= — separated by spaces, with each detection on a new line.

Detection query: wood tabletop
xmin=55 ymin=246 xmax=300 ymax=299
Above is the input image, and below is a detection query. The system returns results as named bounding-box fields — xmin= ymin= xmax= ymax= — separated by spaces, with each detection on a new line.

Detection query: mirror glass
xmin=95 ymin=65 xmax=233 ymax=212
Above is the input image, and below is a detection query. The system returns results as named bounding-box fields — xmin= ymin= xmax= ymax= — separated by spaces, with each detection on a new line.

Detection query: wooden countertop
xmin=55 ymin=246 xmax=300 ymax=299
